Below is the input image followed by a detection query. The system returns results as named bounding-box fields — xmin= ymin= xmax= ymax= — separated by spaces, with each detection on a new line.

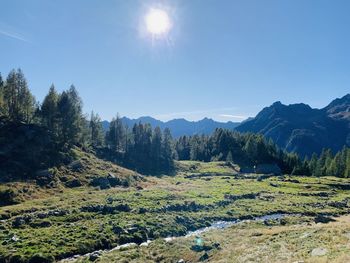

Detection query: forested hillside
xmin=1 ymin=69 xmax=349 ymax=181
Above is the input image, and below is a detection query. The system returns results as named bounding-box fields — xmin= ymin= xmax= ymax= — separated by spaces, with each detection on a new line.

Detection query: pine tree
xmin=3 ymin=69 xmax=35 ymax=123
xmin=308 ymin=153 xmax=318 ymax=176
xmin=106 ymin=115 xmax=125 ymax=152
xmin=161 ymin=128 xmax=174 ymax=171
xmin=41 ymin=85 xmax=59 ymax=136
xmin=151 ymin=126 xmax=162 ymax=172
xmin=57 ymin=85 xmax=83 ymax=148
xmin=89 ymin=111 xmax=104 ymax=147
xmin=314 ymin=149 xmax=327 ymax=177
xmin=329 ymin=152 xmax=344 ymax=177
xmin=345 ymin=148 xmax=350 ymax=178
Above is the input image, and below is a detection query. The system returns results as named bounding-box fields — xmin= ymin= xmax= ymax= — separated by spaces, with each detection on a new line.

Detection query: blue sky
xmin=1 ymin=0 xmax=350 ymax=122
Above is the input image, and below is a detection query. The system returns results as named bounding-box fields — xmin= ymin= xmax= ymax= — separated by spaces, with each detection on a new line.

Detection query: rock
xmin=311 ymin=247 xmax=328 ymax=257
xmin=107 ymin=173 xmax=121 ymax=187
xmin=199 ymin=252 xmax=209 ymax=261
xmin=314 ymin=215 xmax=335 ymax=224
xmin=140 ymin=240 xmax=152 ymax=247
xmin=65 ymin=178 xmax=83 ymax=188
xmin=106 ymin=197 xmax=114 ymax=204
xmin=30 ymin=220 xmax=51 ymax=228
xmin=11 ymin=235 xmax=19 ymax=242
xmin=91 ymin=177 xmax=111 ymax=189
xmin=68 ymin=160 xmax=84 ymax=171
xmin=12 ymin=217 xmax=26 ymax=228
xmin=178 ymin=259 xmax=185 ymax=263
xmin=138 ymin=207 xmax=147 ymax=214
xmin=269 ymin=182 xmax=279 ymax=187
xmin=89 ymin=251 xmax=101 ymax=261
xmin=108 ymin=172 xmax=116 ymax=178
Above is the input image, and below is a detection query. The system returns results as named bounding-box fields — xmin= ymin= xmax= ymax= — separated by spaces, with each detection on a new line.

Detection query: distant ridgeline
xmin=101 ymin=117 xmax=240 ymax=138
xmin=0 ymin=69 xmax=349 ymax=180
xmin=236 ymin=95 xmax=350 ymax=157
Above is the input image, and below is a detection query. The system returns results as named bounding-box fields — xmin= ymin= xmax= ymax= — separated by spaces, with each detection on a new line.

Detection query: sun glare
xmin=145 ymin=8 xmax=171 ymax=36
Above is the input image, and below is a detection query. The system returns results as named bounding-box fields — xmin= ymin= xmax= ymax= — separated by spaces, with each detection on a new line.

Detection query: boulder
xmin=311 ymin=248 xmax=328 ymax=257
xmin=89 ymin=251 xmax=101 ymax=261
xmin=314 ymin=215 xmax=335 ymax=224
xmin=68 ymin=160 xmax=84 ymax=171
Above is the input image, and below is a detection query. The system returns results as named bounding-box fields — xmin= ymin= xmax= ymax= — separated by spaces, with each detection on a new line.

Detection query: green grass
xmin=1 ymin=161 xmax=350 ymax=262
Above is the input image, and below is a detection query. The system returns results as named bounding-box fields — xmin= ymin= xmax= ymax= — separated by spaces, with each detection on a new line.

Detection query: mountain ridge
xmin=102 ymin=116 xmax=240 ymax=138
xmin=236 ymin=94 xmax=350 ymax=157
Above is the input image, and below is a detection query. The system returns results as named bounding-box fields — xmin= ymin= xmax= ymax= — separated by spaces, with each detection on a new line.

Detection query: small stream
xmin=60 ymin=213 xmax=292 ymax=262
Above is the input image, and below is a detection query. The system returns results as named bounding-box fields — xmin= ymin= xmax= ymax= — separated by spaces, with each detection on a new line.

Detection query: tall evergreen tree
xmin=57 ymin=85 xmax=83 ymax=148
xmin=40 ymin=85 xmax=59 ymax=136
xmin=89 ymin=111 xmax=104 ymax=147
xmin=3 ymin=69 xmax=35 ymax=123
xmin=161 ymin=128 xmax=174 ymax=172
xmin=345 ymin=148 xmax=350 ymax=178
xmin=151 ymin=126 xmax=162 ymax=172
xmin=106 ymin=114 xmax=125 ymax=152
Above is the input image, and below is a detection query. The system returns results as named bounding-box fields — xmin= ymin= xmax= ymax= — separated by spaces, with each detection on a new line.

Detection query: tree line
xmin=0 ymin=69 xmax=349 ymax=177
xmin=174 ymin=129 xmax=350 ymax=177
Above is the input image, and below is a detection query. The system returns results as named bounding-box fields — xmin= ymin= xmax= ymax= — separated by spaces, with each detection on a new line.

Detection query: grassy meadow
xmin=1 ymin=158 xmax=350 ymax=262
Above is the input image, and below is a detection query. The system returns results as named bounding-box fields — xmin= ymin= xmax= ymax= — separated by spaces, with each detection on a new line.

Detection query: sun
xmin=145 ymin=8 xmax=171 ymax=36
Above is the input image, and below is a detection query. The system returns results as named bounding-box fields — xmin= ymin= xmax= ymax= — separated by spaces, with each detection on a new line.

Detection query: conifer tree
xmin=3 ymin=69 xmax=35 ymax=123
xmin=89 ymin=111 xmax=104 ymax=147
xmin=57 ymin=85 xmax=83 ymax=148
xmin=41 ymin=85 xmax=59 ymax=136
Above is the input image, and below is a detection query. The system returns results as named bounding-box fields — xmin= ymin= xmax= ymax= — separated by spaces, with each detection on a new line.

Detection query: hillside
xmin=102 ymin=117 xmax=240 ymax=138
xmin=236 ymin=94 xmax=350 ymax=157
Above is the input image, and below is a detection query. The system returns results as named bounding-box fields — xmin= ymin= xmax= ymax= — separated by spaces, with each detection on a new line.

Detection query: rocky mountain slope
xmin=236 ymin=94 xmax=350 ymax=157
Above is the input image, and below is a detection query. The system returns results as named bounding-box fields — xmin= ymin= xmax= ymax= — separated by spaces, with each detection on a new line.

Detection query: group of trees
xmin=0 ymin=69 xmax=174 ymax=175
xmin=1 ymin=69 xmax=349 ymax=178
xmin=308 ymin=147 xmax=350 ymax=178
xmin=174 ymin=129 xmax=305 ymax=174
xmin=0 ymin=70 xmax=86 ymax=150
xmin=103 ymin=119 xmax=174 ymax=173
xmin=0 ymin=69 xmax=36 ymax=123
xmin=174 ymin=129 xmax=350 ymax=177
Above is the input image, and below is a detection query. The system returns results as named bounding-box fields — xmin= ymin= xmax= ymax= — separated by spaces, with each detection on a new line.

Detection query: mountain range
xmin=103 ymin=94 xmax=350 ymax=157
xmin=236 ymin=94 xmax=350 ymax=157
xmin=102 ymin=117 xmax=240 ymax=138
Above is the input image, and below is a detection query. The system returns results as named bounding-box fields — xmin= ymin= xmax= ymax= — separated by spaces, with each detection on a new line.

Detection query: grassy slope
xmin=0 ymin=160 xmax=350 ymax=262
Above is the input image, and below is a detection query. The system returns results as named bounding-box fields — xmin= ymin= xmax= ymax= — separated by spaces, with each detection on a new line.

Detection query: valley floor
xmin=1 ymin=160 xmax=350 ymax=262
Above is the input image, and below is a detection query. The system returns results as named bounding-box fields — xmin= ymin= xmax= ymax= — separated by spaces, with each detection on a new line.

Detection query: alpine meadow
xmin=1 ymin=1 xmax=350 ymax=263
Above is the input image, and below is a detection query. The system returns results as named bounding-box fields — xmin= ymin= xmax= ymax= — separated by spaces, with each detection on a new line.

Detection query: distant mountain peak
xmin=236 ymin=94 xmax=350 ymax=157
xmin=325 ymin=94 xmax=350 ymax=120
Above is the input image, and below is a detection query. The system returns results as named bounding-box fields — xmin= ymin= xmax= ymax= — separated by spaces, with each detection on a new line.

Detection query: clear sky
xmin=1 ymin=0 xmax=350 ymax=122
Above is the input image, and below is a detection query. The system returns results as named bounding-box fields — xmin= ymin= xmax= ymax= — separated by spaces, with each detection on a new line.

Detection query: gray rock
xmin=89 ymin=251 xmax=101 ymax=261
xmin=11 ymin=235 xmax=19 ymax=242
xmin=311 ymin=247 xmax=328 ymax=256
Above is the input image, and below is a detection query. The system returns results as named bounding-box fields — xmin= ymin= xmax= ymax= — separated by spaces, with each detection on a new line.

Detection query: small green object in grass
xmin=195 ymin=236 xmax=203 ymax=246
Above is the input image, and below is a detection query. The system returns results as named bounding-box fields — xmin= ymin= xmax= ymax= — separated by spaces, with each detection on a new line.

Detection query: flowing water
xmin=60 ymin=213 xmax=292 ymax=262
